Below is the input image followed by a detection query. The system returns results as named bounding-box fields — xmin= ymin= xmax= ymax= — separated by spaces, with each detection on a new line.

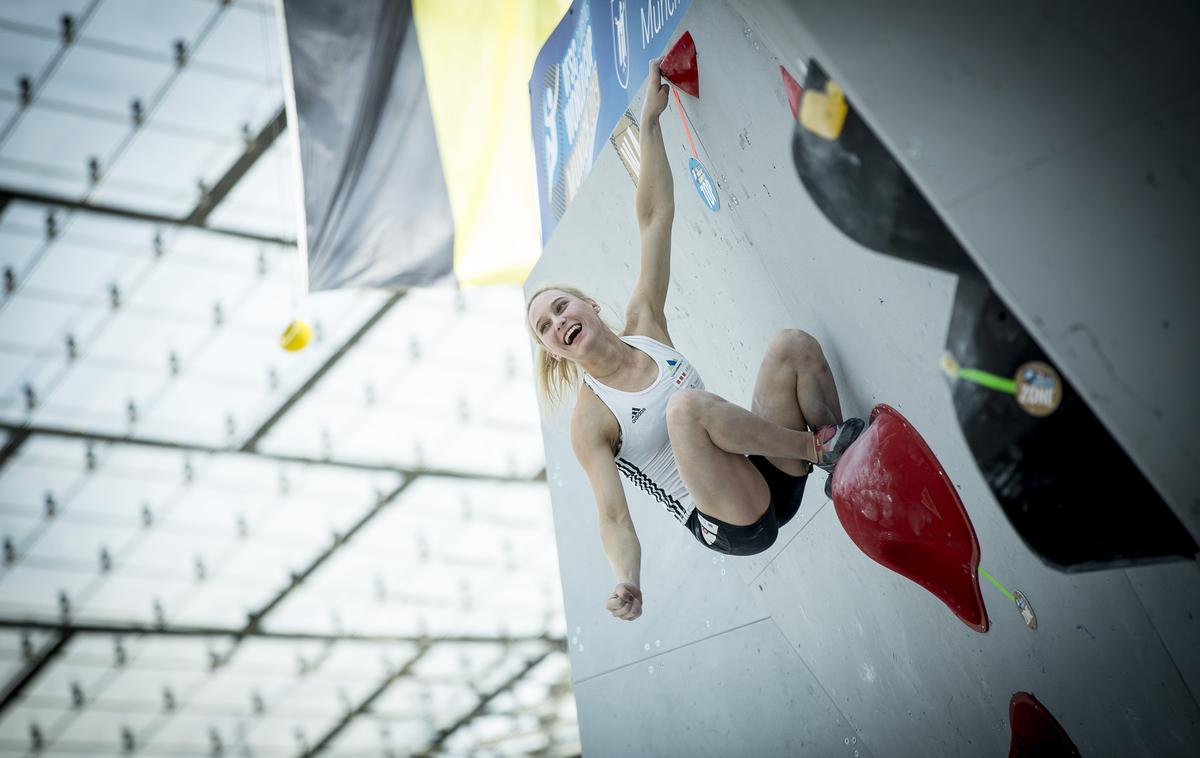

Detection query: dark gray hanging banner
xmin=280 ymin=0 xmax=455 ymax=291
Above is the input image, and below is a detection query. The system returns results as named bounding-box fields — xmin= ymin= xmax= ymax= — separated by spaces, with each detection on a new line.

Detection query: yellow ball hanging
xmin=279 ymin=319 xmax=312 ymax=351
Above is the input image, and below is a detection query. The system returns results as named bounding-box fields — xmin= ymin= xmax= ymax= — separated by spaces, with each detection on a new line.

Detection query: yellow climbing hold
xmin=800 ymin=80 xmax=848 ymax=140
xmin=280 ymin=320 xmax=312 ymax=352
xmin=939 ymin=351 xmax=961 ymax=379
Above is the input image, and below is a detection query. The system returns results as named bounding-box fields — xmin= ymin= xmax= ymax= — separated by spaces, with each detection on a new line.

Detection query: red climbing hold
xmin=1009 ymin=692 xmax=1081 ymax=757
xmin=831 ymin=404 xmax=989 ymax=632
xmin=660 ymin=31 xmax=699 ymax=98
xmin=780 ymin=65 xmax=803 ymax=121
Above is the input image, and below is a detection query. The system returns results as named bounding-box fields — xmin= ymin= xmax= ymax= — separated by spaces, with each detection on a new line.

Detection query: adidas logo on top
xmin=631 ymin=407 xmax=646 ymax=423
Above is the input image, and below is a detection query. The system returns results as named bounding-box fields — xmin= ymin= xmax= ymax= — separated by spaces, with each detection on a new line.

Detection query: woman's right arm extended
xmin=572 ymin=395 xmax=643 ymax=620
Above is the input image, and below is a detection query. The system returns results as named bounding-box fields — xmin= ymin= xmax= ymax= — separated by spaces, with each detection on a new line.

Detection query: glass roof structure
xmin=0 ymin=1 xmax=576 ymax=755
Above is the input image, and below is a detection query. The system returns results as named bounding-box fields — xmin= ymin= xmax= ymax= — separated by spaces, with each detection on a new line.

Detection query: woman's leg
xmin=750 ymin=329 xmax=844 ymax=476
xmin=665 ymin=330 xmax=845 ymax=525
xmin=666 ymin=389 xmax=817 ymax=525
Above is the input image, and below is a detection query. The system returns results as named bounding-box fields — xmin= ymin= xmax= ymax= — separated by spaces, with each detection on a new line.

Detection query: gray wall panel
xmin=572 ymin=618 xmax=875 ymax=758
xmin=528 ymin=1 xmax=1200 ymax=754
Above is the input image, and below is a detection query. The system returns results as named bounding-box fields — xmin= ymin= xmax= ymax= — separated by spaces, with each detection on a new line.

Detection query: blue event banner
xmin=530 ymin=0 xmax=692 ymax=246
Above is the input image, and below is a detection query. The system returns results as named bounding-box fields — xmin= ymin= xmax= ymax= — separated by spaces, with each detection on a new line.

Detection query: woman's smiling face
xmin=528 ymin=289 xmax=600 ymax=359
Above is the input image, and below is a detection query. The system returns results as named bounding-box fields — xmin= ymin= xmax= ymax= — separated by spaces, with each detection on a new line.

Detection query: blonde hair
xmin=526 ymin=284 xmax=619 ymax=407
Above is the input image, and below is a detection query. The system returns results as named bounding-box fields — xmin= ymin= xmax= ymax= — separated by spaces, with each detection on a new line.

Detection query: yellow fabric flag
xmin=413 ymin=0 xmax=571 ymax=287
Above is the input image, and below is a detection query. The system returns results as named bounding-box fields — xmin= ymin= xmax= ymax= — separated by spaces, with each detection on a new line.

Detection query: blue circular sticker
xmin=688 ymin=157 xmax=719 ymax=212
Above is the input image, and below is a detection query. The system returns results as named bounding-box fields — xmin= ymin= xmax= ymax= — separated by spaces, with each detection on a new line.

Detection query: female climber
xmin=526 ymin=59 xmax=863 ymax=622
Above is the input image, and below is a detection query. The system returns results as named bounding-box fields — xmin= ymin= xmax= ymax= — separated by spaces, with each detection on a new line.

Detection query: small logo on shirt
xmin=631 ymin=407 xmax=645 ymax=423
xmin=674 ymin=369 xmax=689 ymax=386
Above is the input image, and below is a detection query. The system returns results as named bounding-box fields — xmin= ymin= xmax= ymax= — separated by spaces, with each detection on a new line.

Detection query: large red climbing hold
xmin=660 ymin=31 xmax=699 ymax=98
xmin=780 ymin=65 xmax=803 ymax=121
xmin=1009 ymin=692 xmax=1081 ymax=757
xmin=831 ymin=404 xmax=989 ymax=632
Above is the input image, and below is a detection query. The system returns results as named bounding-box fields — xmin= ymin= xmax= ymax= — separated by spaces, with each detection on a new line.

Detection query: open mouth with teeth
xmin=564 ymin=324 xmax=582 ymax=345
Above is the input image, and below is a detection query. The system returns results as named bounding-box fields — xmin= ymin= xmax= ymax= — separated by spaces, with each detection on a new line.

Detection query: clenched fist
xmin=606 ymin=582 xmax=643 ymax=621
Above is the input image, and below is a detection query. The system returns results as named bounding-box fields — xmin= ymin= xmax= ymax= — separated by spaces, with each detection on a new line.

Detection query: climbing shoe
xmin=813 ymin=417 xmax=865 ymax=473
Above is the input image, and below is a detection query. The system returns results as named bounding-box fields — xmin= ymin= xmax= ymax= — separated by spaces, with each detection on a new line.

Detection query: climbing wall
xmin=527 ymin=1 xmax=1200 ymax=754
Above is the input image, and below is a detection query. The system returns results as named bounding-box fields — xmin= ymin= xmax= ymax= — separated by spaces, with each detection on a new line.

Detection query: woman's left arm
xmin=627 ymin=58 xmax=674 ymax=340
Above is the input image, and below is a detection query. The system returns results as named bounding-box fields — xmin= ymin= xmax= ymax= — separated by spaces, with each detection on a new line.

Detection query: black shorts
xmin=684 ymin=455 xmax=809 ymax=556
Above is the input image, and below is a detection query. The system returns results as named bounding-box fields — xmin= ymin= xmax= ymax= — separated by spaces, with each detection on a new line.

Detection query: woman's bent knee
xmin=768 ymin=328 xmax=824 ymax=369
xmin=665 ymin=389 xmax=710 ymax=426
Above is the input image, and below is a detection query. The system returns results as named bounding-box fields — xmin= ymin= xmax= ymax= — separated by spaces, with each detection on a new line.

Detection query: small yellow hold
xmin=800 ymin=80 xmax=848 ymax=140
xmin=939 ymin=351 xmax=960 ymax=379
xmin=280 ymin=319 xmax=312 ymax=352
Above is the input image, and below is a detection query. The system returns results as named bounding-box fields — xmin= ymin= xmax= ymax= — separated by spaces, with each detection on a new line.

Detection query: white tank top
xmin=581 ymin=335 xmax=705 ymax=524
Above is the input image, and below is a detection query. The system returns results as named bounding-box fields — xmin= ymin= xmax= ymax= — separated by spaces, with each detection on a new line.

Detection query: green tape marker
xmin=979 ymin=568 xmax=1038 ymax=629
xmin=978 ymin=566 xmax=1015 ymax=602
xmin=958 ymin=369 xmax=1016 ymax=395
xmin=940 ymin=352 xmax=1016 ymax=395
